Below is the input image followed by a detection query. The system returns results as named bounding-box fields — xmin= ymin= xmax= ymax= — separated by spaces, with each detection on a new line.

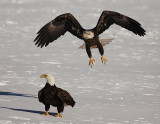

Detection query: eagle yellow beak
xmin=82 ymin=33 xmax=87 ymax=38
xmin=40 ymin=74 xmax=47 ymax=78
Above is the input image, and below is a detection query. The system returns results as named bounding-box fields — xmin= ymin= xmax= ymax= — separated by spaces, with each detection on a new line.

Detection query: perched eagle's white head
xmin=40 ymin=74 xmax=55 ymax=86
xmin=82 ymin=30 xmax=94 ymax=39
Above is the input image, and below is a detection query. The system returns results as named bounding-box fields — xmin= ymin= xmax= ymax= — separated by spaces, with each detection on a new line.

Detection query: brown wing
xmin=34 ymin=13 xmax=84 ymax=48
xmin=94 ymin=11 xmax=146 ymax=36
xmin=38 ymin=89 xmax=43 ymax=102
xmin=57 ymin=88 xmax=75 ymax=107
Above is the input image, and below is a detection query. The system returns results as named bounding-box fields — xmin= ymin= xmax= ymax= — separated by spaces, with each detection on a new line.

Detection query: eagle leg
xmin=89 ymin=58 xmax=95 ymax=67
xmin=41 ymin=111 xmax=50 ymax=115
xmin=54 ymin=113 xmax=62 ymax=117
xmin=86 ymin=45 xmax=95 ymax=67
xmin=101 ymin=56 xmax=107 ymax=65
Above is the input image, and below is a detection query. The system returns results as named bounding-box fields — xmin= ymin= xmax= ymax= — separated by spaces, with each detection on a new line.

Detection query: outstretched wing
xmin=94 ymin=11 xmax=146 ymax=36
xmin=34 ymin=13 xmax=84 ymax=48
xmin=57 ymin=88 xmax=75 ymax=107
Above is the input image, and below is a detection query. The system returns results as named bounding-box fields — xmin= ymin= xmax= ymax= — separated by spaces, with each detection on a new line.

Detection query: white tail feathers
xmin=79 ymin=38 xmax=114 ymax=49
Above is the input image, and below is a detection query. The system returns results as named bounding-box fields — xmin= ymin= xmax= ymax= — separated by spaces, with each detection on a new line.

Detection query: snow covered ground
xmin=0 ymin=0 xmax=160 ymax=123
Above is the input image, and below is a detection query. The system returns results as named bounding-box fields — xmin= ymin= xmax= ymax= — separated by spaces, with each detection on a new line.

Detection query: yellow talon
xmin=41 ymin=111 xmax=50 ymax=116
xmin=54 ymin=113 xmax=62 ymax=117
xmin=101 ymin=56 xmax=107 ymax=65
xmin=89 ymin=58 xmax=95 ymax=67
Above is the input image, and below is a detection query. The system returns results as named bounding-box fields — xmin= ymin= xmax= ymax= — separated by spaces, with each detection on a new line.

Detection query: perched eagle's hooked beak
xmin=40 ymin=74 xmax=47 ymax=78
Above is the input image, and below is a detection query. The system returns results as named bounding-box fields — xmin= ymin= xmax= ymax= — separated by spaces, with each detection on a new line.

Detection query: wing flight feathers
xmin=94 ymin=11 xmax=146 ymax=36
xmin=34 ymin=13 xmax=84 ymax=47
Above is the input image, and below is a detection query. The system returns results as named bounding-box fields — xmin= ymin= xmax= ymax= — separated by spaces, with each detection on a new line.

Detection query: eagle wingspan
xmin=94 ymin=11 xmax=146 ymax=36
xmin=34 ymin=13 xmax=84 ymax=48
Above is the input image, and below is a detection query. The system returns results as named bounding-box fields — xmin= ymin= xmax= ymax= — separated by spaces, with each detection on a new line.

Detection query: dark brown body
xmin=84 ymin=35 xmax=104 ymax=58
xmin=38 ymin=83 xmax=75 ymax=114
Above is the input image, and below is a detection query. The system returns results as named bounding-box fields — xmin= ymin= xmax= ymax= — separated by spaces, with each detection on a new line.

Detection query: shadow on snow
xmin=0 ymin=91 xmax=37 ymax=98
xmin=0 ymin=106 xmax=57 ymax=115
xmin=0 ymin=91 xmax=57 ymax=115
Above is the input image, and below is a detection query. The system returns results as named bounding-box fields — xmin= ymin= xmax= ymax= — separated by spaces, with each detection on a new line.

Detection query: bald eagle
xmin=34 ymin=10 xmax=146 ymax=67
xmin=38 ymin=74 xmax=75 ymax=117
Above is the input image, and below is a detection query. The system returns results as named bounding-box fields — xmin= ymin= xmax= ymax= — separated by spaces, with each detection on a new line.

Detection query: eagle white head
xmin=40 ymin=74 xmax=55 ymax=86
xmin=82 ymin=30 xmax=94 ymax=39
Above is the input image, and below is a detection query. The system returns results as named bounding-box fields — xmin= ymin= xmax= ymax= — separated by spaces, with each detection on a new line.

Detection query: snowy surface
xmin=0 ymin=0 xmax=160 ymax=123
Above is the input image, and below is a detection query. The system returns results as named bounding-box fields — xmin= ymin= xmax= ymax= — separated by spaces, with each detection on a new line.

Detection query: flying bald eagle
xmin=38 ymin=74 xmax=75 ymax=117
xmin=34 ymin=10 xmax=146 ymax=67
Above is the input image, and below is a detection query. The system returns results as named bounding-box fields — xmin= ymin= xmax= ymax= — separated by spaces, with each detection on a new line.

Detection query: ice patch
xmin=0 ymin=99 xmax=11 ymax=102
xmin=6 ymin=20 xmax=17 ymax=25
xmin=39 ymin=84 xmax=45 ymax=87
xmin=41 ymin=61 xmax=61 ymax=65
xmin=0 ymin=120 xmax=13 ymax=124
xmin=157 ymin=75 xmax=160 ymax=78
xmin=0 ymin=82 xmax=7 ymax=86
xmin=10 ymin=116 xmax=30 ymax=121
xmin=141 ymin=93 xmax=154 ymax=96
xmin=143 ymin=75 xmax=155 ymax=79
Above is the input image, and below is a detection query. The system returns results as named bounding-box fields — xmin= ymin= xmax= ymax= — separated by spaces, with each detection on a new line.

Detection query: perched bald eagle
xmin=38 ymin=74 xmax=75 ymax=117
xmin=34 ymin=10 xmax=146 ymax=67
